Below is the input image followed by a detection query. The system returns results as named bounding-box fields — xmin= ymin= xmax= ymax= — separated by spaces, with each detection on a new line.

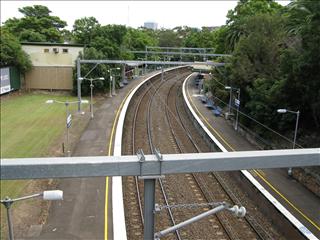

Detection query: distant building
xmin=144 ymin=22 xmax=158 ymax=30
xmin=21 ymin=42 xmax=84 ymax=90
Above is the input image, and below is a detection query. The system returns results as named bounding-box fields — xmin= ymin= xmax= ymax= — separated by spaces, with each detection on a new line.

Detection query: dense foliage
xmin=2 ymin=1 xmax=319 ymax=146
xmin=3 ymin=5 xmax=67 ymax=42
xmin=210 ymin=0 xmax=320 ymax=147
xmin=0 ymin=27 xmax=32 ymax=72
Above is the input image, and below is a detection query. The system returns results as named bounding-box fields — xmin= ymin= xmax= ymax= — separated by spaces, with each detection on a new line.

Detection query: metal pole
xmin=235 ymin=89 xmax=240 ymax=130
xmin=112 ymin=74 xmax=116 ymax=96
xmin=155 ymin=204 xmax=226 ymax=239
xmin=3 ymin=200 xmax=14 ymax=240
xmin=109 ymin=70 xmax=112 ymax=98
xmin=228 ymin=87 xmax=232 ymax=114
xmin=145 ymin=46 xmax=148 ymax=75
xmin=144 ymin=179 xmax=155 ymax=240
xmin=90 ymin=82 xmax=94 ymax=119
xmin=161 ymin=66 xmax=164 ymax=81
xmin=122 ymin=65 xmax=126 ymax=86
xmin=65 ymin=102 xmax=70 ymax=157
xmin=293 ymin=111 xmax=300 ymax=149
xmin=77 ymin=58 xmax=81 ymax=112
xmin=288 ymin=110 xmax=300 ymax=176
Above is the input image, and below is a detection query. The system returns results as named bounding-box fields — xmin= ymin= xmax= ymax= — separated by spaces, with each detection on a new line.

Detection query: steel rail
xmin=172 ymin=79 xmax=267 ymax=239
xmin=182 ymin=76 xmax=279 ymax=239
xmin=146 ymin=72 xmax=182 ymax=240
xmin=167 ymin=78 xmax=234 ymax=239
xmin=132 ymin=77 xmax=159 ymax=226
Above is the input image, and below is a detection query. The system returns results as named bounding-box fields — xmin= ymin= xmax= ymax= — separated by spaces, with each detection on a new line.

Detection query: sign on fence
xmin=66 ymin=114 xmax=72 ymax=128
xmin=0 ymin=68 xmax=11 ymax=95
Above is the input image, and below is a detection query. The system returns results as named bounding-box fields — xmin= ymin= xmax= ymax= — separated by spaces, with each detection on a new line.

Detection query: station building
xmin=21 ymin=42 xmax=84 ymax=91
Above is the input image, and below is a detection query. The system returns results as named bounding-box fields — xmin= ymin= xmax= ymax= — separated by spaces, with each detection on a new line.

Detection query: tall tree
xmin=225 ymin=0 xmax=283 ymax=51
xmin=280 ymin=0 xmax=320 ymax=130
xmin=72 ymin=17 xmax=100 ymax=45
xmin=73 ymin=47 xmax=109 ymax=96
xmin=124 ymin=28 xmax=158 ymax=51
xmin=212 ymin=13 xmax=286 ymax=133
xmin=3 ymin=5 xmax=67 ymax=42
xmin=0 ymin=27 xmax=32 ymax=72
xmin=158 ymin=29 xmax=182 ymax=47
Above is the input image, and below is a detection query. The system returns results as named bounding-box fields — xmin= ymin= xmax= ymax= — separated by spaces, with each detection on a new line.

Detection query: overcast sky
xmin=1 ymin=1 xmax=290 ymax=30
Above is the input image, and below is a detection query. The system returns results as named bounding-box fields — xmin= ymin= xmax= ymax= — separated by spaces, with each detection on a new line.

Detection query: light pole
xmin=225 ymin=86 xmax=240 ymax=130
xmin=113 ymin=67 xmax=120 ymax=96
xmin=1 ymin=190 xmax=63 ymax=240
xmin=78 ymin=77 xmax=105 ymax=119
xmin=107 ymin=69 xmax=112 ymax=98
xmin=225 ymin=86 xmax=232 ymax=115
xmin=277 ymin=108 xmax=300 ymax=176
xmin=234 ymin=88 xmax=241 ymax=130
xmin=46 ymin=99 xmax=88 ymax=156
xmin=108 ymin=67 xmax=120 ymax=97
xmin=137 ymin=58 xmax=147 ymax=75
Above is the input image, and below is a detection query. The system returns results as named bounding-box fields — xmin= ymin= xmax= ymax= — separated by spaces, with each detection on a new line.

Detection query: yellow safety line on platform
xmin=105 ymin=87 xmax=136 ymax=240
xmin=186 ymin=81 xmax=235 ymax=152
xmin=254 ymin=170 xmax=320 ymax=231
xmin=185 ymin=76 xmax=320 ymax=233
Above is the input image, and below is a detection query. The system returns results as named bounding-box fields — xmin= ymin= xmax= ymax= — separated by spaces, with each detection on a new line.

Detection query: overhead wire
xmin=209 ymin=76 xmax=303 ymax=148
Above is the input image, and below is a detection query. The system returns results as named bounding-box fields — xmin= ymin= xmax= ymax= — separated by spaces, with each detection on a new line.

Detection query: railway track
xmin=122 ymin=68 xmax=283 ymax=239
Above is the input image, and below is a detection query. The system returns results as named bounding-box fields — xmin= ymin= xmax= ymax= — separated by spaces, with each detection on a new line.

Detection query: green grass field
xmin=1 ymin=92 xmax=88 ymax=199
xmin=1 ymin=92 xmax=90 ymax=239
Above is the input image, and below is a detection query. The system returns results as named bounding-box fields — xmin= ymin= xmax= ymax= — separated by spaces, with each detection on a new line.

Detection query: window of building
xmin=62 ymin=48 xmax=68 ymax=53
xmin=44 ymin=48 xmax=49 ymax=53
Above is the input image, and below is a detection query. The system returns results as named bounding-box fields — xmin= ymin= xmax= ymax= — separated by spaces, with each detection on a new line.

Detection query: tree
xmin=18 ymin=5 xmax=51 ymax=18
xmin=158 ymin=29 xmax=182 ymax=47
xmin=73 ymin=47 xmax=109 ymax=96
xmin=224 ymin=0 xmax=283 ymax=51
xmin=210 ymin=13 xmax=286 ymax=136
xmin=123 ymin=27 xmax=158 ymax=60
xmin=280 ymin=0 xmax=320 ymax=131
xmin=72 ymin=17 xmax=100 ymax=45
xmin=0 ymin=28 xmax=32 ymax=73
xmin=3 ymin=5 xmax=67 ymax=42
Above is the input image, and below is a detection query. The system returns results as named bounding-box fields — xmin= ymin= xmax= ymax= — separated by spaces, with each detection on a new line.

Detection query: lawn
xmin=1 ymin=92 xmax=88 ymax=217
xmin=1 ymin=92 xmax=89 ymax=197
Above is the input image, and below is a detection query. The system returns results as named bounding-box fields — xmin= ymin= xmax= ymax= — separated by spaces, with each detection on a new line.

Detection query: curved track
xmin=122 ymin=68 xmax=283 ymax=239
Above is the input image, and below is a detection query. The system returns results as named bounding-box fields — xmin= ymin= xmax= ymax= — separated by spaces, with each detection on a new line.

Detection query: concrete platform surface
xmin=186 ymin=76 xmax=320 ymax=238
xmin=32 ymin=73 xmax=156 ymax=240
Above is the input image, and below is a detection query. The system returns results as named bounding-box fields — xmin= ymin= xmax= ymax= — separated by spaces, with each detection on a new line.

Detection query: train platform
xmin=185 ymin=75 xmax=320 ymax=238
xmin=33 ymin=73 xmax=157 ymax=240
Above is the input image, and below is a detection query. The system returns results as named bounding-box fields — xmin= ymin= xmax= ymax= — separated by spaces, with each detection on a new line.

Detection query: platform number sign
xmin=66 ymin=114 xmax=72 ymax=128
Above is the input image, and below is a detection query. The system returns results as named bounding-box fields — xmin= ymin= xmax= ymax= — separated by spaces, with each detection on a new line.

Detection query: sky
xmin=1 ymin=1 xmax=290 ymax=30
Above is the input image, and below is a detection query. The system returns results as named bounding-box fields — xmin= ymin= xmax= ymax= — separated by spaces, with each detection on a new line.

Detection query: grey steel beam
xmin=79 ymin=59 xmax=225 ymax=67
xmin=128 ymin=50 xmax=232 ymax=57
xmin=146 ymin=46 xmax=215 ymax=51
xmin=1 ymin=149 xmax=319 ymax=180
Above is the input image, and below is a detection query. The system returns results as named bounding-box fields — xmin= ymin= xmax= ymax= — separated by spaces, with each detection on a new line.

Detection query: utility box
xmin=9 ymin=67 xmax=21 ymax=90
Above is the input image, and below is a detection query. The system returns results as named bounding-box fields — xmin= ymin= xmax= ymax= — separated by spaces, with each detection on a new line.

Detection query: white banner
xmin=0 ymin=68 xmax=11 ymax=94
